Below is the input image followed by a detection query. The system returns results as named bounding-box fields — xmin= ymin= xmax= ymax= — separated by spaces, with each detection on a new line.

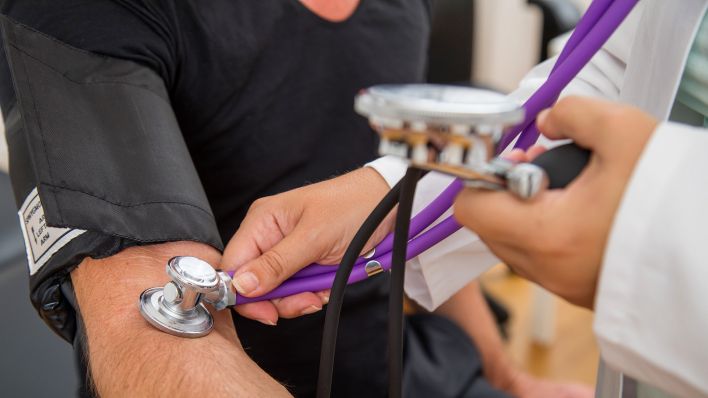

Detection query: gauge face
xmin=355 ymin=84 xmax=523 ymax=126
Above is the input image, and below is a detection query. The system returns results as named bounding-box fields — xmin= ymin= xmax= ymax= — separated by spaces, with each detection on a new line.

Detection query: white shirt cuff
xmin=365 ymin=155 xmax=408 ymax=188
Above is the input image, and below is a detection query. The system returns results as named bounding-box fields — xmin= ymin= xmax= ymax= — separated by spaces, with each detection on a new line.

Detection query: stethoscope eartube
xmin=139 ymin=256 xmax=236 ymax=338
xmin=317 ymin=178 xmax=405 ymax=398
xmin=386 ymin=167 xmax=423 ymax=398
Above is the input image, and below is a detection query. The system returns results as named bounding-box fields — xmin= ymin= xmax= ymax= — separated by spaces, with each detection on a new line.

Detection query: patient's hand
xmin=222 ymin=167 xmax=393 ymax=324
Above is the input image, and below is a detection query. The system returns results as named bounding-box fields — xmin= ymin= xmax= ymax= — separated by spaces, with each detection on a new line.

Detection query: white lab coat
xmin=367 ymin=0 xmax=708 ymax=395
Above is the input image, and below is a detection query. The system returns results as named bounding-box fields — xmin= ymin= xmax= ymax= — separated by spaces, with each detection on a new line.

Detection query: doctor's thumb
xmin=231 ymin=232 xmax=322 ymax=297
xmin=536 ymin=96 xmax=616 ymax=149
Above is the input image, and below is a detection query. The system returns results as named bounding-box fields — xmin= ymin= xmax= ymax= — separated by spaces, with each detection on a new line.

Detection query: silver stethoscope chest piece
xmin=139 ymin=256 xmax=236 ymax=338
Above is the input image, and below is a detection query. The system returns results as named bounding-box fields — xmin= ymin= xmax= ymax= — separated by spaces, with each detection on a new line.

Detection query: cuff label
xmin=18 ymin=187 xmax=85 ymax=275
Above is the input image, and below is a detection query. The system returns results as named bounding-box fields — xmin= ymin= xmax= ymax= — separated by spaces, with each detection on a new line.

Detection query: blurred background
xmin=0 ymin=0 xmax=594 ymax=396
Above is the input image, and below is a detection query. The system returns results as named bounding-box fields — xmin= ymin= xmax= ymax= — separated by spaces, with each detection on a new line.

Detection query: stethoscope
xmin=138 ymin=0 xmax=639 ymax=396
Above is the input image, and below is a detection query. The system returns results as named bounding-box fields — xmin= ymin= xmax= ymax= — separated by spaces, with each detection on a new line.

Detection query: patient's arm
xmin=71 ymin=241 xmax=290 ymax=397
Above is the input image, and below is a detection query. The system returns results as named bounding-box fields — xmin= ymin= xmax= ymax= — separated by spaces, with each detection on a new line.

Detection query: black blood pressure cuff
xmin=0 ymin=16 xmax=223 ymax=342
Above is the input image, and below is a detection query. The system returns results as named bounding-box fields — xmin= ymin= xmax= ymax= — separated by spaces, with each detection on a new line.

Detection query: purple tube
xmin=511 ymin=0 xmax=614 ymax=150
xmin=513 ymin=0 xmax=638 ymax=150
xmin=290 ymin=178 xmax=464 ymax=279
xmin=236 ymin=216 xmax=462 ymax=304
xmin=288 ymin=263 xmax=338 ymax=279
xmin=367 ymin=178 xmax=463 ymax=258
xmin=498 ymin=0 xmax=639 ymax=152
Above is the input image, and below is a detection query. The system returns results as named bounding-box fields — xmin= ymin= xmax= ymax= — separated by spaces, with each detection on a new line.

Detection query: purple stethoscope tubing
xmin=233 ymin=0 xmax=639 ymax=305
xmin=498 ymin=0 xmax=638 ymax=151
xmin=509 ymin=0 xmax=614 ymax=150
xmin=236 ymin=216 xmax=463 ymax=304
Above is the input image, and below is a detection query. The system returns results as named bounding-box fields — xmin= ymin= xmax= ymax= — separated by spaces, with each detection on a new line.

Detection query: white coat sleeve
xmin=594 ymin=122 xmax=708 ymax=397
xmin=365 ymin=3 xmax=641 ymax=310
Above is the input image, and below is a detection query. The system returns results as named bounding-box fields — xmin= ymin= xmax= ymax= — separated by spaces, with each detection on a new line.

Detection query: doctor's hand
xmin=222 ymin=168 xmax=394 ymax=325
xmin=454 ymin=97 xmax=657 ymax=308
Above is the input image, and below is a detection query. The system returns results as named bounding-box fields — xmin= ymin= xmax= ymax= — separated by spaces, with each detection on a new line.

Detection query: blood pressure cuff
xmin=0 ymin=16 xmax=223 ymax=342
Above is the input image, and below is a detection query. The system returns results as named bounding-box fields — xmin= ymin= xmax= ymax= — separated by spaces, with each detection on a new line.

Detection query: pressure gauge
xmin=355 ymin=84 xmax=530 ymax=191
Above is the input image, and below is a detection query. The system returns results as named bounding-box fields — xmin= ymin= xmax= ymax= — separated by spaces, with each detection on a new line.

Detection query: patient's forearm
xmin=71 ymin=241 xmax=290 ymax=397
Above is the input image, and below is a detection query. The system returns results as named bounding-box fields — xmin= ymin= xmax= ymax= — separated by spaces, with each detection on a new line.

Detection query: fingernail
xmin=233 ymin=272 xmax=259 ymax=295
xmin=257 ymin=318 xmax=277 ymax=326
xmin=301 ymin=305 xmax=322 ymax=316
xmin=321 ymin=295 xmax=330 ymax=305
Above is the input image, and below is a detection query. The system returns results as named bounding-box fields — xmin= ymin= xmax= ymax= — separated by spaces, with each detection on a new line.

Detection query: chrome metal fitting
xmin=506 ymin=163 xmax=548 ymax=200
xmin=365 ymin=260 xmax=384 ymax=277
xmin=205 ymin=271 xmax=238 ymax=311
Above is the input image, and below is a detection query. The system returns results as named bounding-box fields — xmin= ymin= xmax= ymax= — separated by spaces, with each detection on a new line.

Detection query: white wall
xmin=472 ymin=0 xmax=589 ymax=93
xmin=473 ymin=0 xmax=543 ymax=93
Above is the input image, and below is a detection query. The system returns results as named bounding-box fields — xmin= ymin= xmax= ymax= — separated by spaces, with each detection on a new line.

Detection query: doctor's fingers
xmin=453 ymin=188 xmax=559 ymax=246
xmin=453 ymin=189 xmax=585 ymax=265
xmin=475 ymin=237 xmax=537 ymax=281
xmin=234 ymin=301 xmax=279 ymax=325
xmin=222 ymin=196 xmax=302 ymax=271
xmin=453 ymin=188 xmax=576 ymax=260
xmin=503 ymin=145 xmax=547 ymax=163
xmin=234 ymin=290 xmax=328 ymax=324
xmin=273 ymin=290 xmax=330 ymax=319
xmin=537 ymin=96 xmax=622 ymax=149
xmin=231 ymin=228 xmax=329 ymax=298
xmin=538 ymin=97 xmax=657 ymax=161
xmin=484 ymin=237 xmax=598 ymax=308
xmin=270 ymin=289 xmax=330 ymax=319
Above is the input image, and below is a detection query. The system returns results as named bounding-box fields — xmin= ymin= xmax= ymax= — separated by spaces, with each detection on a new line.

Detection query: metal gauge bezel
xmin=354 ymin=84 xmax=523 ymax=127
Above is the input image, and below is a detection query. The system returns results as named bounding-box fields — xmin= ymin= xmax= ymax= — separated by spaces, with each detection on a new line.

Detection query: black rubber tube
xmin=316 ymin=179 xmax=403 ymax=398
xmin=387 ymin=167 xmax=422 ymax=398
